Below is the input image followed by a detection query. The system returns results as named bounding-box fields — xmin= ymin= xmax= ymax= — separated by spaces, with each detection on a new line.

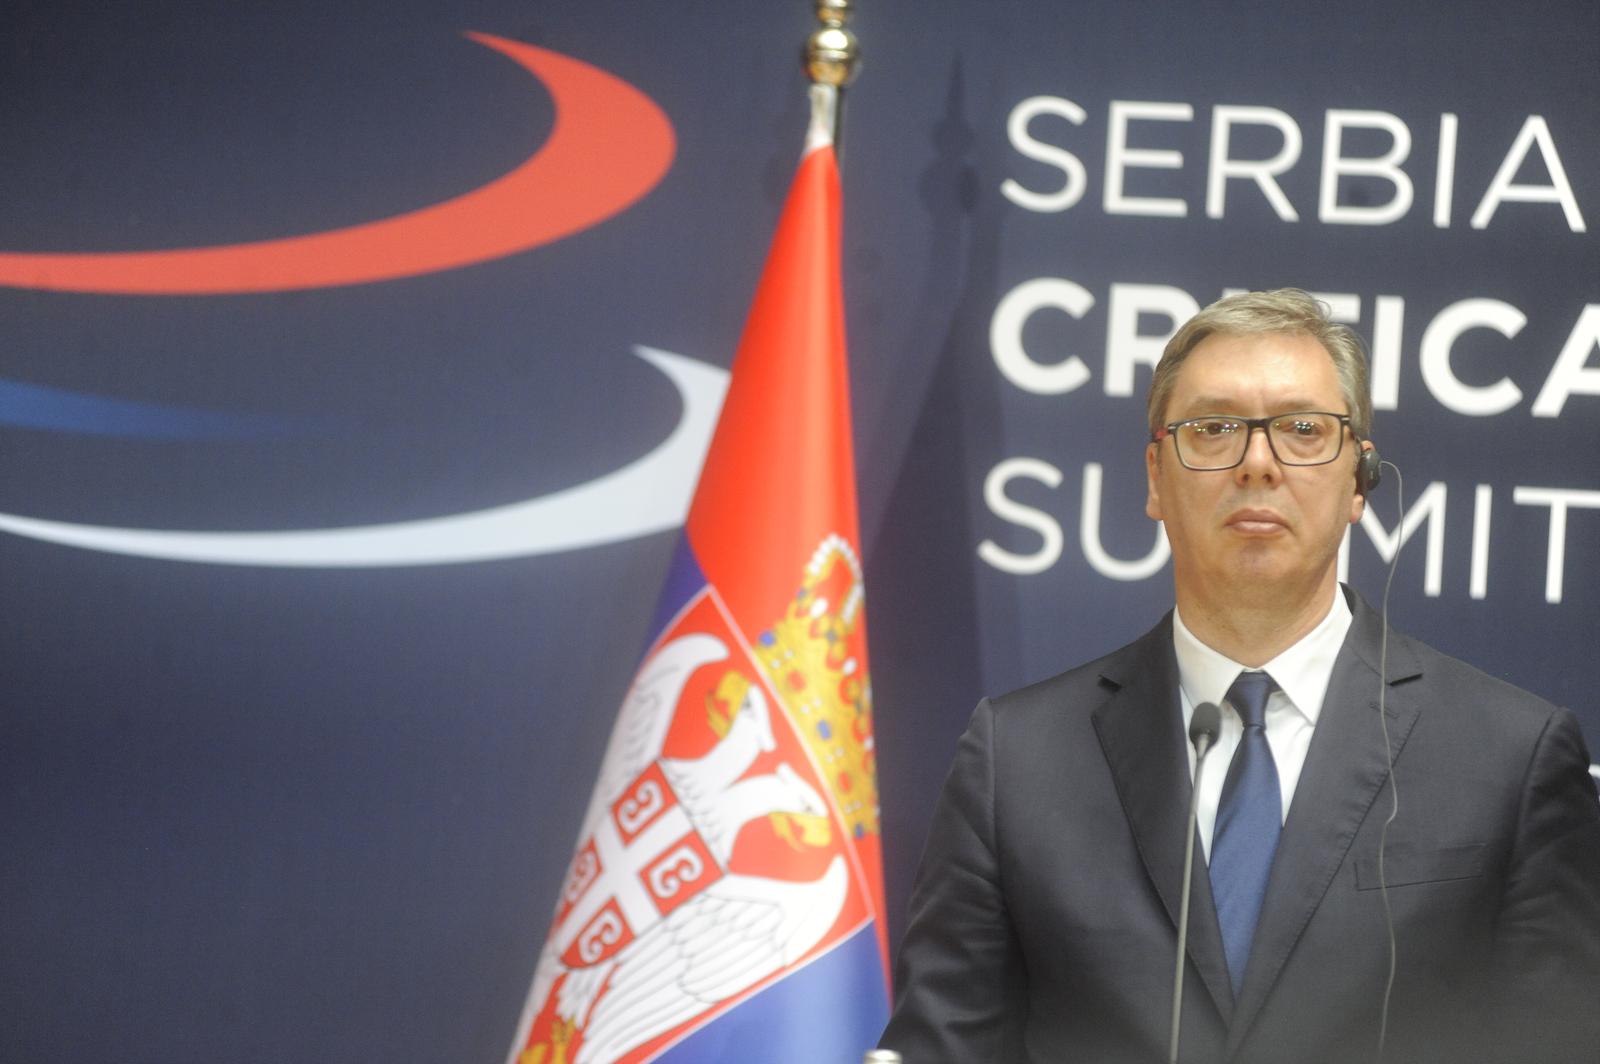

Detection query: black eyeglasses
xmin=1152 ymin=412 xmax=1354 ymax=471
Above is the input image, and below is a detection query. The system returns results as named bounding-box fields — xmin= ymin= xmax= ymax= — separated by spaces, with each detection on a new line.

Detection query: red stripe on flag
xmin=686 ymin=146 xmax=860 ymax=638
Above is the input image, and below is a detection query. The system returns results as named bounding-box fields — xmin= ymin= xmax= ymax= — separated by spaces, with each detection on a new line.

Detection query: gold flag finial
xmin=803 ymin=0 xmax=860 ymax=88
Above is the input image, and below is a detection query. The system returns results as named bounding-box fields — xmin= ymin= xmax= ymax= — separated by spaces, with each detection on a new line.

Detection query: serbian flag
xmin=507 ymin=87 xmax=891 ymax=1064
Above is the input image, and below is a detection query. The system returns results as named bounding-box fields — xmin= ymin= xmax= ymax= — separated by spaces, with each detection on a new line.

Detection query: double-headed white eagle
xmin=510 ymin=631 xmax=849 ymax=1064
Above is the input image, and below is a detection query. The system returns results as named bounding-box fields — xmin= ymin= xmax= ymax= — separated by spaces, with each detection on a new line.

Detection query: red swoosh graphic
xmin=0 ymin=33 xmax=675 ymax=294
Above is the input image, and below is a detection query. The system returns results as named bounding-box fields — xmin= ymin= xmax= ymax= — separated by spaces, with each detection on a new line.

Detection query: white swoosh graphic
xmin=0 ymin=346 xmax=726 ymax=567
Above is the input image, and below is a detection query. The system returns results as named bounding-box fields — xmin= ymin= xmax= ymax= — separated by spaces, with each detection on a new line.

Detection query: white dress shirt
xmin=1174 ymin=591 xmax=1353 ymax=860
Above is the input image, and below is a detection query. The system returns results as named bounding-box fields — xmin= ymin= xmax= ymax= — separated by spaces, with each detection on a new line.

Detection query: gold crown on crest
xmin=753 ymin=534 xmax=879 ymax=840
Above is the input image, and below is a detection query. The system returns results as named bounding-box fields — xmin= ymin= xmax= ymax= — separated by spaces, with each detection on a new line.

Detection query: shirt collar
xmin=1172 ymin=588 xmax=1353 ymax=724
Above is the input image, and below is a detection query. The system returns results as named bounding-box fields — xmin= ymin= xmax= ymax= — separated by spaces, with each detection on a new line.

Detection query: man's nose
xmin=1234 ymin=424 xmax=1280 ymax=481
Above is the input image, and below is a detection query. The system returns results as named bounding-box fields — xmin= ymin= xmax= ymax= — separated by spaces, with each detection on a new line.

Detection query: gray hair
xmin=1146 ymin=289 xmax=1373 ymax=441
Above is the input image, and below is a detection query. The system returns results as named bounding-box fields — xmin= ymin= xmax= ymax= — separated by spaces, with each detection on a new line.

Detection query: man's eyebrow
xmin=1171 ymin=396 xmax=1333 ymax=417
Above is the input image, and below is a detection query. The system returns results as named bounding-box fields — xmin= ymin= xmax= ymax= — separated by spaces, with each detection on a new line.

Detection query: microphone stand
xmin=1170 ymin=702 xmax=1221 ymax=1064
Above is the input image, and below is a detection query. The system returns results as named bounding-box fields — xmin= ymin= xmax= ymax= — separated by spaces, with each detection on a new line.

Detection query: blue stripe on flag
xmin=644 ymin=535 xmax=709 ymax=646
xmin=653 ymin=922 xmax=890 ymax=1063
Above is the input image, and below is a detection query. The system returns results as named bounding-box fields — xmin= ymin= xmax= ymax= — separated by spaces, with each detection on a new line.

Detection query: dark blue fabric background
xmin=0 ymin=2 xmax=1594 ymax=1060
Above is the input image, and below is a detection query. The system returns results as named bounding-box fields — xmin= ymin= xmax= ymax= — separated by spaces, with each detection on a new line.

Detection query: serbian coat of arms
xmin=509 ymin=536 xmax=881 ymax=1064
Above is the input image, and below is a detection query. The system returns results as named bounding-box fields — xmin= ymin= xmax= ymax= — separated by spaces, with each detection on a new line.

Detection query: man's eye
xmin=1279 ymin=418 xmax=1325 ymax=436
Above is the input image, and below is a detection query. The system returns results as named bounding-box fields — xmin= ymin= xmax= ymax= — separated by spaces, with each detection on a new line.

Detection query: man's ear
xmin=1146 ymin=443 xmax=1164 ymax=521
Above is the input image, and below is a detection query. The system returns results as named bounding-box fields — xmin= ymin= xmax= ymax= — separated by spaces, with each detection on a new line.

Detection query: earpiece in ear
xmin=1358 ymin=447 xmax=1383 ymax=495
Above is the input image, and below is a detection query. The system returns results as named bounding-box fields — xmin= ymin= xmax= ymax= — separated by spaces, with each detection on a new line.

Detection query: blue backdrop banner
xmin=0 ymin=3 xmax=1594 ymax=1061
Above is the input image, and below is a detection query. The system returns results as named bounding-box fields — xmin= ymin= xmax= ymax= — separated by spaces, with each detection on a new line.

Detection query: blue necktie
xmin=1209 ymin=670 xmax=1281 ymax=996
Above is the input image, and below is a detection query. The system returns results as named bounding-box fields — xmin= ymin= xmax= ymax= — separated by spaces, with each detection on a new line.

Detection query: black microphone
xmin=1189 ymin=701 xmax=1222 ymax=755
xmin=1170 ymin=702 xmax=1222 ymax=1064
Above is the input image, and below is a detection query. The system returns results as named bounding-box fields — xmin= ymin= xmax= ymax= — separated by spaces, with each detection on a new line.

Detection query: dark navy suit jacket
xmin=882 ymin=589 xmax=1600 ymax=1063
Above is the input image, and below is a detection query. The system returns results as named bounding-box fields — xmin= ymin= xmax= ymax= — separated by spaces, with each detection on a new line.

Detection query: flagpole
xmin=803 ymin=0 xmax=860 ymax=154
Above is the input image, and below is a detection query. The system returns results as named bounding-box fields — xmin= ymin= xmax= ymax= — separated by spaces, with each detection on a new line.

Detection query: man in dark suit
xmin=880 ymin=290 xmax=1600 ymax=1063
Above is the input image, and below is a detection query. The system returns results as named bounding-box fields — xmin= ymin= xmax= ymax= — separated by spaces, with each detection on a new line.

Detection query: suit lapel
xmin=1093 ymin=617 xmax=1235 ymax=1025
xmin=1226 ymin=592 xmax=1426 ymax=1052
